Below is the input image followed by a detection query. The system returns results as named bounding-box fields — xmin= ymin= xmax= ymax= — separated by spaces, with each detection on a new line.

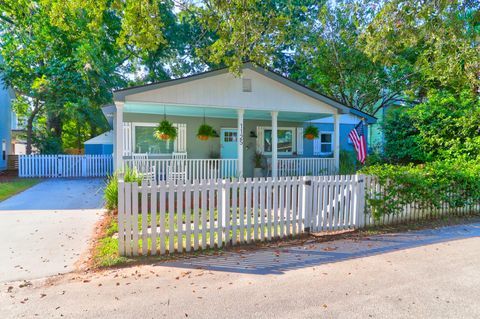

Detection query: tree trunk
xmin=26 ymin=115 xmax=34 ymax=155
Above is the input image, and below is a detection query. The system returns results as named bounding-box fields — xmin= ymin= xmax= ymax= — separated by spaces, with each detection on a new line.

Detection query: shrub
xmin=104 ymin=167 xmax=142 ymax=210
xmin=339 ymin=150 xmax=357 ymax=174
xmin=361 ymin=160 xmax=480 ymax=220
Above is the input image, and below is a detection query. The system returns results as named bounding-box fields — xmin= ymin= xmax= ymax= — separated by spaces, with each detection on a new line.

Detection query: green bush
xmin=104 ymin=167 xmax=143 ymax=210
xmin=339 ymin=150 xmax=357 ymax=174
xmin=361 ymin=160 xmax=480 ymax=220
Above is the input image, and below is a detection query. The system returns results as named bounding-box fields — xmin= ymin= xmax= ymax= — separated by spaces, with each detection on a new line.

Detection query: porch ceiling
xmin=123 ymin=102 xmax=332 ymax=122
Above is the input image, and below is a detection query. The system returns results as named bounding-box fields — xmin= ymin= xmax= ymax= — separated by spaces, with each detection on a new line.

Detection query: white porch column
xmin=237 ymin=109 xmax=244 ymax=178
xmin=271 ymin=111 xmax=278 ymax=178
xmin=114 ymin=102 xmax=124 ymax=171
xmin=333 ymin=113 xmax=340 ymax=173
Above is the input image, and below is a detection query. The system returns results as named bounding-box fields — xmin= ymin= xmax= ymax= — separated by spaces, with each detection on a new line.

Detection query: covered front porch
xmin=107 ymin=63 xmax=369 ymax=180
xmin=115 ymin=102 xmax=340 ymax=180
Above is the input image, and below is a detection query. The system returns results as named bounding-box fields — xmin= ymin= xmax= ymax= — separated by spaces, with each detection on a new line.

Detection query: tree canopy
xmin=0 ymin=0 xmax=478 ymax=159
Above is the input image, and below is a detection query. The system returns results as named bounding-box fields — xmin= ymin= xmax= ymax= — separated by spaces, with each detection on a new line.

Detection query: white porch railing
xmin=124 ymin=158 xmax=238 ymax=182
xmin=277 ymin=158 xmax=336 ymax=176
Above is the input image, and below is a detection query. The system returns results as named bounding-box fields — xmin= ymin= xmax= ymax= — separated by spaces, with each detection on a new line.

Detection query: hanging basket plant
xmin=154 ymin=120 xmax=177 ymax=141
xmin=197 ymin=123 xmax=215 ymax=141
xmin=304 ymin=125 xmax=319 ymax=140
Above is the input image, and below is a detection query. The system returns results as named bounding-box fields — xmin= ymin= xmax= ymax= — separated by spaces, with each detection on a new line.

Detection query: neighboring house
xmin=0 ymin=78 xmax=14 ymax=171
xmin=104 ymin=62 xmax=376 ymax=178
xmin=84 ymin=131 xmax=114 ymax=155
xmin=302 ymin=114 xmax=370 ymax=157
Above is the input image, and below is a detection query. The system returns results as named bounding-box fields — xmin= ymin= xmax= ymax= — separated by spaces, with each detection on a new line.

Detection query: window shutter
xmin=256 ymin=126 xmax=264 ymax=153
xmin=175 ymin=123 xmax=187 ymax=153
xmin=123 ymin=122 xmax=132 ymax=156
xmin=313 ymin=138 xmax=321 ymax=155
xmin=296 ymin=127 xmax=304 ymax=155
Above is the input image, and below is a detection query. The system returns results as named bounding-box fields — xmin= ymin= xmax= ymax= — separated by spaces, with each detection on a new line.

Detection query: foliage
xmin=362 ymin=0 xmax=480 ymax=95
xmin=253 ymin=152 xmax=264 ymax=169
xmin=104 ymin=167 xmax=142 ymax=210
xmin=284 ymin=1 xmax=414 ymax=115
xmin=382 ymin=107 xmax=426 ymax=164
xmin=339 ymin=150 xmax=357 ymax=175
xmin=361 ymin=160 xmax=480 ymax=220
xmin=154 ymin=120 xmax=177 ymax=141
xmin=303 ymin=126 xmax=319 ymax=140
xmin=383 ymin=90 xmax=480 ymax=164
xmin=196 ymin=124 xmax=216 ymax=140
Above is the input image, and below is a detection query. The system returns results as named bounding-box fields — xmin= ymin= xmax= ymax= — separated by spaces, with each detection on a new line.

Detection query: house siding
xmin=302 ymin=123 xmax=369 ymax=157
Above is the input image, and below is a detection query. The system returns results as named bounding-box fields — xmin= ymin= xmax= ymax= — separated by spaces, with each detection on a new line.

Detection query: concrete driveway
xmin=0 ymin=179 xmax=105 ymax=282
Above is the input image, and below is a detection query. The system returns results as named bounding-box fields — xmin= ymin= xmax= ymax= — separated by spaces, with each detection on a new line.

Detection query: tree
xmin=0 ymin=0 xmax=168 ymax=153
xmin=362 ymin=0 xmax=480 ymax=96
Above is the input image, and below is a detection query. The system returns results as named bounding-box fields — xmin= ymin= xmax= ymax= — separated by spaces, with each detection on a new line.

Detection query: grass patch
xmin=0 ymin=178 xmax=41 ymax=202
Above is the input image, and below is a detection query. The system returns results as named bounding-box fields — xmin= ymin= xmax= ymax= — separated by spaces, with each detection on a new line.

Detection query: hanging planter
xmin=304 ymin=125 xmax=319 ymax=140
xmin=154 ymin=120 xmax=177 ymax=141
xmin=197 ymin=124 xmax=215 ymax=141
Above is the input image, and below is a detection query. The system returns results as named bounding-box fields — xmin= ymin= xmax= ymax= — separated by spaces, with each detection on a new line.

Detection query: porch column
xmin=271 ymin=111 xmax=278 ymax=178
xmin=333 ymin=113 xmax=340 ymax=173
xmin=114 ymin=102 xmax=124 ymax=171
xmin=237 ymin=109 xmax=244 ymax=178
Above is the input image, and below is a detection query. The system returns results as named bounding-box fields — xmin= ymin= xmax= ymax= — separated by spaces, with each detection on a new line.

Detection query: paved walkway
xmin=1 ymin=223 xmax=480 ymax=318
xmin=0 ymin=179 xmax=105 ymax=282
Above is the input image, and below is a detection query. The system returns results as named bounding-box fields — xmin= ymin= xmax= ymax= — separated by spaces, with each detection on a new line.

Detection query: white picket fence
xmin=19 ymin=154 xmax=113 ymax=178
xmin=363 ymin=176 xmax=480 ymax=226
xmin=117 ymin=175 xmax=364 ymax=256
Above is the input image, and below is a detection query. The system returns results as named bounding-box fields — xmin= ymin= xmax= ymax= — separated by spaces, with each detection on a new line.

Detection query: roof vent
xmin=242 ymin=79 xmax=252 ymax=92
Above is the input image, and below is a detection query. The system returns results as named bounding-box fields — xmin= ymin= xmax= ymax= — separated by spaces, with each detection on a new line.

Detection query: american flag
xmin=348 ymin=121 xmax=367 ymax=164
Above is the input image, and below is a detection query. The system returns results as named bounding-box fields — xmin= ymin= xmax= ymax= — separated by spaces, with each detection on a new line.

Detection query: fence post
xmin=355 ymin=174 xmax=366 ymax=229
xmin=303 ymin=176 xmax=312 ymax=233
xmin=118 ymin=177 xmax=125 ymax=256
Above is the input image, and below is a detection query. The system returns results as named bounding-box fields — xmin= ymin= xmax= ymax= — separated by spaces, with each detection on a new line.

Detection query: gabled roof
xmin=113 ymin=62 xmax=376 ymax=124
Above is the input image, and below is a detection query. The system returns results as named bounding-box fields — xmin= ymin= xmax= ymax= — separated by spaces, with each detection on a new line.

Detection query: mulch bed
xmin=0 ymin=170 xmax=20 ymax=182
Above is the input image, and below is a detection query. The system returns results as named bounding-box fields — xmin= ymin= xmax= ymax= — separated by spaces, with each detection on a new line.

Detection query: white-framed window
xmin=130 ymin=122 xmax=186 ymax=155
xmin=313 ymin=132 xmax=333 ymax=156
xmin=257 ymin=127 xmax=296 ymax=155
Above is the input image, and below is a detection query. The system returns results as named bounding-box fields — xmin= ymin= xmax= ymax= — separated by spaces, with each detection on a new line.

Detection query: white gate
xmin=19 ymin=154 xmax=113 ymax=178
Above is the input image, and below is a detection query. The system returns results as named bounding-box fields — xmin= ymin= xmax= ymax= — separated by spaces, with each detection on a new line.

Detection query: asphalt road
xmin=2 ymin=223 xmax=480 ymax=318
xmin=0 ymin=179 xmax=105 ymax=282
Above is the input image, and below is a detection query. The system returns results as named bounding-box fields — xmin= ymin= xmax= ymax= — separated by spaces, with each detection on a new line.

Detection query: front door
xmin=220 ymin=129 xmax=238 ymax=159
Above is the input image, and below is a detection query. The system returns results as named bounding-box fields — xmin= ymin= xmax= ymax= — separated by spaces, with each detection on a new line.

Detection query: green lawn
xmin=0 ymin=179 xmax=41 ymax=202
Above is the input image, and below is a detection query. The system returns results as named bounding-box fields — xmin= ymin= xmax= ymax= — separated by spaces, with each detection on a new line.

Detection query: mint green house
xmin=104 ymin=63 xmax=375 ymax=180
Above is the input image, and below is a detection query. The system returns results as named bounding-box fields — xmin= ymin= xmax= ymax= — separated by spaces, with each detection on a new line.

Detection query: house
xmin=84 ymin=131 xmax=114 ymax=155
xmin=104 ymin=63 xmax=375 ymax=179
xmin=0 ymin=77 xmax=14 ymax=171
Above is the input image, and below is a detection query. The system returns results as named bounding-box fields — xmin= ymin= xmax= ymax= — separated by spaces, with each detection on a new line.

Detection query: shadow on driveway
xmin=160 ymin=223 xmax=480 ymax=275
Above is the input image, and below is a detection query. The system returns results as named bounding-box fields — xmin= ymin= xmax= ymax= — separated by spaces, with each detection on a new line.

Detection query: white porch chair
xmin=167 ymin=152 xmax=188 ymax=182
xmin=132 ymin=153 xmax=156 ymax=184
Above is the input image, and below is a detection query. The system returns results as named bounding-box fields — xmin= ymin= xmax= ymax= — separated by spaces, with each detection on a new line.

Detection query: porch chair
xmin=132 ymin=153 xmax=156 ymax=184
xmin=167 ymin=152 xmax=188 ymax=182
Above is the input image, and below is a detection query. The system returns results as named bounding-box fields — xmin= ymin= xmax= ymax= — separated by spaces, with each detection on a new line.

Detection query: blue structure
xmin=0 ymin=77 xmax=13 ymax=170
xmin=84 ymin=131 xmax=113 ymax=155
xmin=303 ymin=114 xmax=369 ymax=157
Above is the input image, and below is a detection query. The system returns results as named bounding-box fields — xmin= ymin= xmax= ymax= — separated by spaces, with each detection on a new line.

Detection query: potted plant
xmin=253 ymin=151 xmax=264 ymax=177
xmin=304 ymin=125 xmax=319 ymax=140
xmin=154 ymin=120 xmax=177 ymax=141
xmin=197 ymin=123 xmax=216 ymax=141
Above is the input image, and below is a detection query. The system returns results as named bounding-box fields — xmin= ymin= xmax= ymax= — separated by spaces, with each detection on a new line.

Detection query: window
xmin=260 ymin=128 xmax=295 ymax=155
xmin=223 ymin=131 xmax=237 ymax=142
xmin=131 ymin=123 xmax=187 ymax=155
xmin=313 ymin=132 xmax=333 ymax=155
